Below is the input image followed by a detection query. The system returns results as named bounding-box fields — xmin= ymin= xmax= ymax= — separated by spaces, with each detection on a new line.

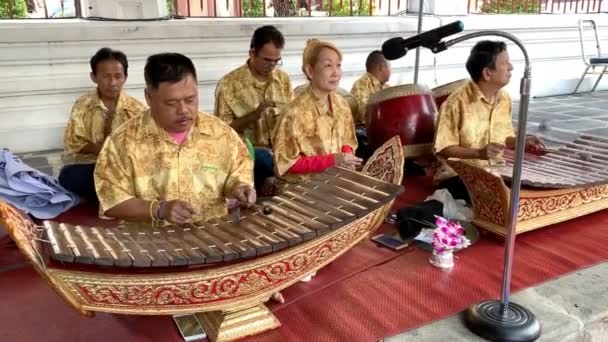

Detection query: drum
xmin=366 ymin=84 xmax=437 ymax=158
xmin=432 ymin=79 xmax=468 ymax=110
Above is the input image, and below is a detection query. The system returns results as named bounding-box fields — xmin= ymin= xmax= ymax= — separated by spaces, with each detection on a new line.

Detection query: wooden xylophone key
xmin=245 ymin=213 xmax=302 ymax=247
xmin=73 ymin=224 xmax=114 ymax=267
xmin=305 ymin=179 xmax=380 ymax=211
xmin=249 ymin=202 xmax=317 ymax=240
xmin=230 ymin=212 xmax=290 ymax=251
xmin=151 ymin=227 xmax=205 ymax=266
xmin=282 ymin=189 xmax=355 ymax=224
xmin=312 ymin=171 xmax=393 ymax=202
xmin=190 ymin=222 xmax=247 ymax=261
xmin=58 ymin=223 xmax=95 ymax=265
xmin=204 ymin=220 xmax=258 ymax=258
xmin=156 ymin=226 xmax=207 ymax=265
xmin=180 ymin=223 xmax=225 ymax=263
xmin=292 ymin=185 xmax=364 ymax=216
xmin=117 ymin=230 xmax=159 ymax=267
xmin=268 ymin=196 xmax=341 ymax=227
xmin=43 ymin=221 xmax=74 ymax=263
xmin=209 ymin=218 xmax=272 ymax=257
xmin=256 ymin=201 xmax=331 ymax=236
xmin=89 ymin=226 xmax=133 ymax=267
xmin=129 ymin=229 xmax=178 ymax=267
xmin=323 ymin=167 xmax=401 ymax=195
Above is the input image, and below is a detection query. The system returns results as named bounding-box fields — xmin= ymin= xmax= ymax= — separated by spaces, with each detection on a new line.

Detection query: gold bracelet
xmin=149 ymin=199 xmax=159 ymax=222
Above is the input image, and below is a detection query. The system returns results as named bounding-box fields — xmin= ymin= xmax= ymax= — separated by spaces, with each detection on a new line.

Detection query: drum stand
xmin=429 ymin=31 xmax=542 ymax=341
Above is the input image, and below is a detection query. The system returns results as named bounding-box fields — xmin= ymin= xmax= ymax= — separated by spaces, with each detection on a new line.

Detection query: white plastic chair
xmin=573 ymin=19 xmax=608 ymax=94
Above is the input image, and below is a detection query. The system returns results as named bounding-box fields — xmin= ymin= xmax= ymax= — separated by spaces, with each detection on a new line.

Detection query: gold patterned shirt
xmin=94 ymin=110 xmax=254 ymax=222
xmin=63 ymin=89 xmax=146 ymax=164
xmin=433 ymin=80 xmax=515 ymax=183
xmin=214 ymin=63 xmax=293 ymax=147
xmin=350 ymin=72 xmax=387 ymax=124
xmin=273 ymin=87 xmax=358 ymax=184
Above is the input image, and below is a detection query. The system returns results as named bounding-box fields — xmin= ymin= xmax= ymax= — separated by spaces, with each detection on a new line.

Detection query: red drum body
xmin=432 ymin=79 xmax=468 ymax=110
xmin=366 ymin=84 xmax=437 ymax=158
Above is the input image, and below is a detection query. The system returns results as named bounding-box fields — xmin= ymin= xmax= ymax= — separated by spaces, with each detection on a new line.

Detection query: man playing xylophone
xmin=94 ymin=53 xmax=255 ymax=225
xmin=433 ymin=40 xmax=545 ymax=204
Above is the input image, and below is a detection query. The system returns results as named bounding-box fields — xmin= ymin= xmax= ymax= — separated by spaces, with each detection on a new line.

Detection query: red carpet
xmin=1 ymin=176 xmax=607 ymax=342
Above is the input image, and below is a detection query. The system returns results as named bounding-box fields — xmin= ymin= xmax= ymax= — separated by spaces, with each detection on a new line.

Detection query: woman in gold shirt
xmin=270 ymin=39 xmax=362 ymax=299
xmin=272 ymin=39 xmax=362 ymax=187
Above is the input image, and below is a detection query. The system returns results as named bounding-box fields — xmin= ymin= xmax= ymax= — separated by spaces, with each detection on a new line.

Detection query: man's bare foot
xmin=272 ymin=292 xmax=285 ymax=303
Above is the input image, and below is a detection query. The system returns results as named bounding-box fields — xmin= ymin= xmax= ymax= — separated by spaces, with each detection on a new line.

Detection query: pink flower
xmin=435 ymin=216 xmax=448 ymax=228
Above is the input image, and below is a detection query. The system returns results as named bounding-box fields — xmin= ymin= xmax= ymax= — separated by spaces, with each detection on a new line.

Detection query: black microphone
xmin=382 ymin=21 xmax=464 ymax=60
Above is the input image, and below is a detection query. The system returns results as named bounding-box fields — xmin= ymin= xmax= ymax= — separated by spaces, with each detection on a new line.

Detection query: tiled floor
xmin=17 ymin=90 xmax=608 ymax=178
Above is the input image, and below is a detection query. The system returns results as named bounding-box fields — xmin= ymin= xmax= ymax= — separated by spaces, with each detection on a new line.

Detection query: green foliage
xmin=481 ymin=0 xmax=539 ymax=14
xmin=166 ymin=0 xmax=174 ymax=15
xmin=322 ymin=0 xmax=371 ymax=16
xmin=0 ymin=0 xmax=27 ymax=18
xmin=243 ymin=0 xmax=265 ymax=17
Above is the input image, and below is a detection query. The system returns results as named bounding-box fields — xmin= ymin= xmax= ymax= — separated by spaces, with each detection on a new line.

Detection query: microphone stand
xmin=413 ymin=0 xmax=424 ymax=84
xmin=432 ymin=31 xmax=541 ymax=341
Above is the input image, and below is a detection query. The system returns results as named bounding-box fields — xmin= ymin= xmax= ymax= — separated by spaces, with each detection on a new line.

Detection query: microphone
xmin=382 ymin=21 xmax=464 ymax=60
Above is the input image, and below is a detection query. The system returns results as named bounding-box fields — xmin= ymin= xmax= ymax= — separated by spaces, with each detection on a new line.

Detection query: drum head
xmin=368 ymin=83 xmax=432 ymax=106
xmin=432 ymin=79 xmax=468 ymax=98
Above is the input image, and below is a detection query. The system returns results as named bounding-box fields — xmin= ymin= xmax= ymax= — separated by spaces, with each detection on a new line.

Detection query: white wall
xmin=0 ymin=14 xmax=607 ymax=153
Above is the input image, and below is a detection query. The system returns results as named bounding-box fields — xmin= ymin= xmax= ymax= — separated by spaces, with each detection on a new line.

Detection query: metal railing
xmin=0 ymin=0 xmax=80 ymax=18
xmin=0 ymin=0 xmax=604 ymax=19
xmin=468 ymin=0 xmax=603 ymax=14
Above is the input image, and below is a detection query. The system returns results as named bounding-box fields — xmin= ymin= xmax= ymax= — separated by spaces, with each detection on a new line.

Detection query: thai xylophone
xmin=448 ymin=134 xmax=608 ymax=236
xmin=0 ymin=136 xmax=405 ymax=342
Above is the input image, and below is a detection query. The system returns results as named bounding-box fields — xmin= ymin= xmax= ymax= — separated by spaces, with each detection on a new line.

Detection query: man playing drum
xmin=273 ymin=38 xmax=362 ymax=188
xmin=94 ymin=53 xmax=256 ymax=225
xmin=214 ymin=25 xmax=294 ymax=193
xmin=433 ymin=40 xmax=544 ymax=203
xmin=60 ymin=48 xmax=146 ymax=200
xmin=350 ymin=50 xmax=391 ymax=125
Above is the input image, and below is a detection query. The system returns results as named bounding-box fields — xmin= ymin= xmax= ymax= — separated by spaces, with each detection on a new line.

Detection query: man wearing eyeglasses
xmin=214 ymin=25 xmax=293 ymax=194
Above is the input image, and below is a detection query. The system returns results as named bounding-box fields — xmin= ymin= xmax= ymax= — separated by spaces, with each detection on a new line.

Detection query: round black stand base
xmin=464 ymin=300 xmax=541 ymax=342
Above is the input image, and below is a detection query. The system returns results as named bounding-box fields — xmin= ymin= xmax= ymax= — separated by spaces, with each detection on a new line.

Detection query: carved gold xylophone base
xmin=195 ymin=303 xmax=281 ymax=342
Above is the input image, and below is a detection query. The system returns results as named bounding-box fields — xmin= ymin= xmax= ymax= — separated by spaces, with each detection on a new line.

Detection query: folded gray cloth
xmin=0 ymin=148 xmax=79 ymax=219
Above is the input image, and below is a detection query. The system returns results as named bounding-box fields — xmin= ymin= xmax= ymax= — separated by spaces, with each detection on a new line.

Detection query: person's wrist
xmin=156 ymin=200 xmax=166 ymax=220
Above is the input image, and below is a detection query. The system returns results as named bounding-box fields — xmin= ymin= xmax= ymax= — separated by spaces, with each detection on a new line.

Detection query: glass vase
xmin=429 ymin=249 xmax=454 ymax=269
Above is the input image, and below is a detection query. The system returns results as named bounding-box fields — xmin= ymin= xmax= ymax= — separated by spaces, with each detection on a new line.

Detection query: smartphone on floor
xmin=371 ymin=234 xmax=409 ymax=251
xmin=173 ymin=314 xmax=207 ymax=342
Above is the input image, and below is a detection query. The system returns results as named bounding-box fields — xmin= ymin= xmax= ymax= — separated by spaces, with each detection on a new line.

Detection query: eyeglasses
xmin=259 ymin=56 xmax=283 ymax=68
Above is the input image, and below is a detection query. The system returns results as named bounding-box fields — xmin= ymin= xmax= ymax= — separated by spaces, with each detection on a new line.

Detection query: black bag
xmin=395 ymin=200 xmax=443 ymax=240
